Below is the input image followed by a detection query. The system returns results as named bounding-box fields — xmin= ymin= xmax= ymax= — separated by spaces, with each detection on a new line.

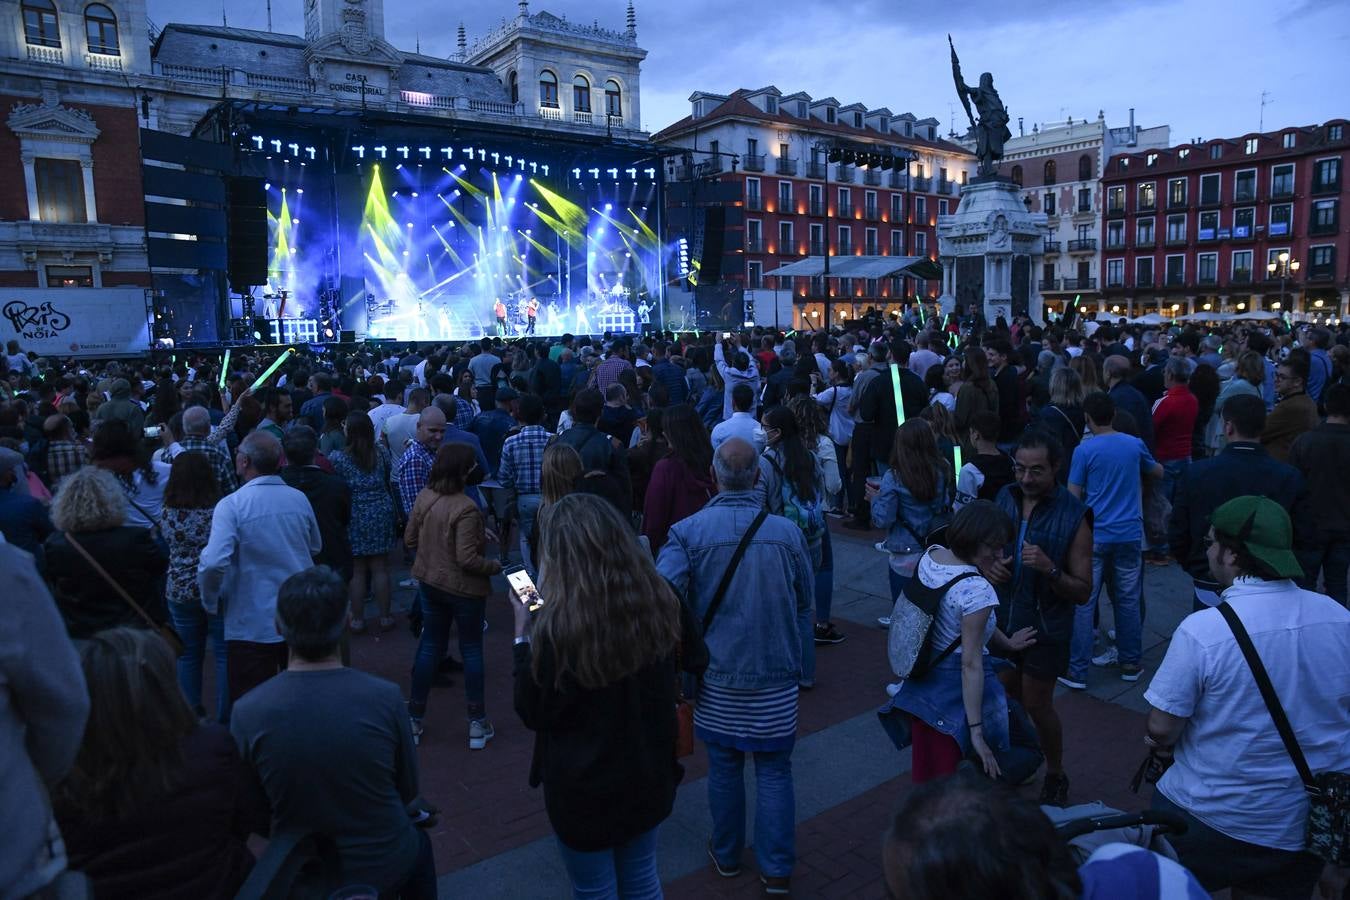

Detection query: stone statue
xmin=949 ymin=35 xmax=1011 ymax=177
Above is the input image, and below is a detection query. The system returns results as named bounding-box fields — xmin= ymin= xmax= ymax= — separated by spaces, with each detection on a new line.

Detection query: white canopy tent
xmin=763 ymin=255 xmax=930 ymax=279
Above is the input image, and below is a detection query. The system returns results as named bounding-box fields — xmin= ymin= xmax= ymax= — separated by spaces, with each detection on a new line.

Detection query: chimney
xmin=1128 ymin=107 xmax=1137 ymax=146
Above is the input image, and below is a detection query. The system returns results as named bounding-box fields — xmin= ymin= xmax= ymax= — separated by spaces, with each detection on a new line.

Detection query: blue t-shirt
xmin=1067 ymin=432 xmax=1157 ymax=544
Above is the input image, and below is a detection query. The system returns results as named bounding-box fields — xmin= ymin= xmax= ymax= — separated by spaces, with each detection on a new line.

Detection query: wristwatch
xmin=1048 ymin=565 xmax=1063 ymax=581
xmin=513 ymin=635 xmax=530 ymax=646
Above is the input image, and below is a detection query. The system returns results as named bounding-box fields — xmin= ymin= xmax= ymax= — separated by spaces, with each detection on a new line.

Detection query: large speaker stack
xmin=225 ymin=177 xmax=268 ymax=291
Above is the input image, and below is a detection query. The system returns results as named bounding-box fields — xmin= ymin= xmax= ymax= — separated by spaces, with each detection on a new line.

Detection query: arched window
xmin=572 ymin=74 xmax=591 ymax=113
xmin=85 ymin=3 xmax=119 ymax=55
xmin=605 ymin=79 xmax=622 ymax=119
xmin=1078 ymin=154 xmax=1092 ymax=182
xmin=1043 ymin=159 xmax=1057 ymax=185
xmin=538 ymin=69 xmax=558 ymax=108
xmin=23 ymin=0 xmax=61 ymax=48
xmin=508 ymin=70 xmax=518 ymax=105
xmin=1010 ymin=164 xmax=1023 ymax=186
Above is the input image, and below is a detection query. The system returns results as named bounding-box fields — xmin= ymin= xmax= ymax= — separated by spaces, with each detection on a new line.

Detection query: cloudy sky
xmin=150 ymin=0 xmax=1349 ymax=142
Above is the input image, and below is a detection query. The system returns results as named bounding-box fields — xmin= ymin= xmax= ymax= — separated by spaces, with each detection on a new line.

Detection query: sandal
xmin=350 ymin=618 xmax=367 ymax=635
xmin=379 ymin=616 xmax=396 ymax=633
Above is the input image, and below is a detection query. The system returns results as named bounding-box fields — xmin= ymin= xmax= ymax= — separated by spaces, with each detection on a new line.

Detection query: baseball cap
xmin=1210 ymin=496 xmax=1303 ymax=580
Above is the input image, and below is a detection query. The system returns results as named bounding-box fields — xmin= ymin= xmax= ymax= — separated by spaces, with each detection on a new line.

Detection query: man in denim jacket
xmin=656 ymin=438 xmax=814 ymax=895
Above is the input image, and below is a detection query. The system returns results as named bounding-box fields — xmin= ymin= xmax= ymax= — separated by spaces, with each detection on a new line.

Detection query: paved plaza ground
xmin=341 ymin=518 xmax=1200 ymax=899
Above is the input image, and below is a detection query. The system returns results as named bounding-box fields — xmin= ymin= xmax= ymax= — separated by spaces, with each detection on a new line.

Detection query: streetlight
xmin=1267 ymin=251 xmax=1300 ymax=314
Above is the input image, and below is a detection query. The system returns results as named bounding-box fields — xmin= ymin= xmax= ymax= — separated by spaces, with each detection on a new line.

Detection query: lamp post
xmin=1267 ymin=251 xmax=1300 ymax=315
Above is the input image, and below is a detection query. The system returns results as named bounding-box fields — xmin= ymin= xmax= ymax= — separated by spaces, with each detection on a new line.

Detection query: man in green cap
xmin=1142 ymin=496 xmax=1350 ymax=899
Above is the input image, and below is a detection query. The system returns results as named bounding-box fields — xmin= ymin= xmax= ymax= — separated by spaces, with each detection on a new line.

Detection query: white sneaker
xmin=873 ymin=541 xmax=888 ymax=554
xmin=877 ymin=616 xmax=892 ymax=629
xmin=885 ymin=682 xmax=902 ymax=697
xmin=468 ymin=719 xmax=494 ymax=751
xmin=399 ymin=577 xmax=418 ymax=588
xmin=1057 ymin=676 xmax=1087 ymax=690
xmin=1107 ymin=628 xmax=1116 ymax=642
xmin=1091 ymin=646 xmax=1119 ymax=667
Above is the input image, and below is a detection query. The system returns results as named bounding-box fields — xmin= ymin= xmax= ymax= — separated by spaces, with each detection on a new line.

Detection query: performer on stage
xmin=637 ymin=296 xmax=652 ymax=325
xmin=494 ymin=297 xmax=508 ymax=336
xmin=526 ymin=297 xmax=540 ymax=335
xmin=574 ymin=301 xmax=591 ymax=335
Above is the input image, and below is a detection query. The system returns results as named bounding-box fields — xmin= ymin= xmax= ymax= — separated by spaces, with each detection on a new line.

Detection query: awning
xmin=764 ymin=255 xmax=934 ymax=280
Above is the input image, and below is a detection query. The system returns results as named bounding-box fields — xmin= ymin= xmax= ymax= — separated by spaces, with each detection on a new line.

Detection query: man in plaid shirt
xmin=43 ymin=415 xmax=87 ymax=490
xmin=590 ymin=340 xmax=635 ymax=393
xmin=497 ymin=394 xmax=551 ymax=567
xmin=396 ymin=407 xmax=445 ymax=517
xmin=179 ymin=407 xmax=238 ymax=494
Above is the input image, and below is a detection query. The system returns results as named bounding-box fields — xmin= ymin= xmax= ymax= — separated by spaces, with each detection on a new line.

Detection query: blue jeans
xmin=887 ymin=570 xmax=912 ymax=605
xmin=705 ymin=743 xmax=795 ymax=878
xmin=409 ymin=585 xmax=485 ymax=720
xmin=554 ymin=827 xmax=662 ymax=900
xmin=1152 ymin=459 xmax=1190 ymax=555
xmin=801 ymin=528 xmax=834 ymax=685
xmin=168 ymin=600 xmax=230 ymax=722
xmin=1069 ymin=541 xmax=1143 ymax=680
xmin=517 ymin=492 xmax=543 ymax=572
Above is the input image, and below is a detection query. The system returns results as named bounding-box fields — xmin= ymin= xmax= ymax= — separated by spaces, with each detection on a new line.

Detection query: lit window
xmin=1282 ymin=132 xmax=1296 ymax=149
xmin=538 ymin=70 xmax=558 ymax=108
xmin=1244 ymin=138 xmax=1258 ymax=154
xmin=23 ymin=0 xmax=60 ymax=47
xmin=572 ymin=74 xmax=591 ymax=113
xmin=605 ymin=80 xmax=621 ymax=118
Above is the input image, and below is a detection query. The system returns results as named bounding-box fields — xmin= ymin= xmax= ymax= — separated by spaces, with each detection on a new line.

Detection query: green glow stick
xmin=919 ymin=303 xmax=926 ymax=324
xmin=889 ymin=363 xmax=905 ymax=425
xmin=1074 ymin=294 xmax=1082 ymax=307
xmin=218 ymin=348 xmax=231 ymax=390
xmin=954 ymin=444 xmax=963 ymax=473
xmin=249 ymin=348 xmax=295 ymax=393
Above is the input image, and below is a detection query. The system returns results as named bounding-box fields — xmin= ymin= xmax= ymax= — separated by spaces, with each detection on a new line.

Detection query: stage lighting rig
xmin=419 ymin=147 xmax=432 ymax=159
xmin=396 ymin=146 xmax=410 ymax=159
xmin=351 ymin=145 xmax=366 ymax=158
xmin=374 ymin=146 xmax=387 ymax=159
xmin=441 ymin=147 xmax=453 ymax=159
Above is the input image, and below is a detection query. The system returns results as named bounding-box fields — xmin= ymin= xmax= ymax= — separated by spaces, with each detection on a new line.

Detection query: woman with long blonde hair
xmin=511 ymin=493 xmax=705 ymax=899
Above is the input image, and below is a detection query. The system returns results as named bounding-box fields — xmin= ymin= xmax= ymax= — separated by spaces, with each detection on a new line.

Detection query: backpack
xmin=765 ymin=454 xmax=825 ymax=548
xmin=887 ymin=571 xmax=982 ymax=680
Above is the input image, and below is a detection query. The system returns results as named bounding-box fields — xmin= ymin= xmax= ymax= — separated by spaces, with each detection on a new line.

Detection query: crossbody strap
xmin=63 ymin=531 xmax=163 ymax=632
xmin=1216 ymin=602 xmax=1319 ymax=793
xmin=701 ymin=508 xmax=770 ymax=635
xmin=925 ymin=571 xmax=985 ymax=670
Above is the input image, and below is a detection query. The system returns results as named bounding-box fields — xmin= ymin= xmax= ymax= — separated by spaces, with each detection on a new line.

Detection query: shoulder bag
xmin=673 ymin=508 xmax=769 ymax=758
xmin=1217 ymin=601 xmax=1348 ymax=865
xmin=63 ymin=531 xmax=184 ymax=656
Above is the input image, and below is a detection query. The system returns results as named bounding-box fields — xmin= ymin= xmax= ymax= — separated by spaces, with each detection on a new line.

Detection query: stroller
xmin=1044 ymin=801 xmax=1188 ymax=863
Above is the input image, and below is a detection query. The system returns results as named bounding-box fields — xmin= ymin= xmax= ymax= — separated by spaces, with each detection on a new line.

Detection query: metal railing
xmin=911 ymin=175 xmax=932 ymax=192
xmin=743 ymin=154 xmax=765 ymax=172
xmin=744 ymin=238 xmax=765 ymax=253
xmin=864 ymin=204 xmax=880 ymax=220
xmin=938 ymin=180 xmax=954 ymax=195
xmin=1135 ymin=236 xmax=1157 ymax=249
xmin=1231 ymin=269 xmax=1252 ymax=284
xmin=776 ymin=157 xmax=798 ymax=175
xmin=1043 ymin=241 xmax=1062 ymax=254
xmin=888 ymin=172 xmax=909 ymax=189
xmin=1135 ymin=277 xmax=1155 ymax=288
xmin=863 ymin=170 xmax=882 ymax=186
xmin=1062 ymin=277 xmax=1097 ymax=289
xmin=807 ymin=162 xmax=827 ymax=179
xmin=1068 ymin=239 xmax=1097 ymax=252
xmin=809 ymin=241 xmax=827 ymax=256
xmin=745 ymin=196 xmax=763 ymax=211
xmin=835 ymin=165 xmax=854 ymax=183
xmin=1040 ymin=278 xmax=1060 ymax=291
xmin=808 ymin=201 xmax=827 ymax=216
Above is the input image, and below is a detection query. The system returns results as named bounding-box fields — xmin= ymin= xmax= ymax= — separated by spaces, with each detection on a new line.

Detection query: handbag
xmin=672 ymin=509 xmax=770 ymax=758
xmin=63 ymin=531 xmax=185 ymax=657
xmin=1217 ymin=601 xmax=1349 ymax=866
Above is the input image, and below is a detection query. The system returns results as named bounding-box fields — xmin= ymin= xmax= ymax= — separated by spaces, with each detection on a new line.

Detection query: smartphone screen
xmin=504 ymin=565 xmax=544 ymax=612
xmin=144 ymin=426 xmax=162 ymax=439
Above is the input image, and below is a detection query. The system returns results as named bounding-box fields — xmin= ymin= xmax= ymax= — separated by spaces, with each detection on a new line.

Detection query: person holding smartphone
xmin=511 ymin=493 xmax=707 ymax=899
xmin=405 ymin=442 xmax=501 ymax=749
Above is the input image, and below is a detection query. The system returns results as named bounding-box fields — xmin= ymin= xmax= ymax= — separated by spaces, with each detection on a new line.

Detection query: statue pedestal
xmin=937 ymin=178 xmax=1050 ymax=325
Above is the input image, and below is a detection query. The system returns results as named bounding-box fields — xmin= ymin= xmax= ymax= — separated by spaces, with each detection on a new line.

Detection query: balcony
xmin=865 ymin=244 xmax=880 ymax=256
xmin=1137 ymin=200 xmax=1157 ymax=213
xmin=1136 ymin=236 xmax=1157 ymax=249
xmin=743 ymin=154 xmax=766 ymax=172
xmin=1309 ymin=265 xmax=1336 ymax=282
xmin=837 ymin=242 xmax=854 ymax=255
xmin=1043 ymin=241 xmax=1062 ymax=254
xmin=572 ymin=110 xmax=594 ymax=125
xmin=85 ymin=52 xmax=122 ymax=71
xmin=1199 ymin=192 xmax=1222 ymax=209
xmin=938 ymin=180 xmax=954 ymax=195
xmin=776 ymin=196 xmax=794 ymax=214
xmin=1107 ymin=204 xmax=1127 ymax=218
xmin=1166 ymin=197 xmax=1190 ymax=211
xmin=1234 ymin=188 xmax=1257 ymax=204
xmin=1271 ymin=184 xmax=1295 ymax=200
xmin=1166 ymin=272 xmax=1186 ymax=286
xmin=1231 ymin=269 xmax=1252 ymax=285
xmin=835 ymin=165 xmax=855 ymax=183
xmin=745 ymin=196 xmax=763 ymax=212
xmin=606 ymin=114 xmax=624 ymax=129
xmin=1076 ymin=201 xmax=1093 ymax=214
xmin=26 ymin=43 xmax=63 ymax=64
xmin=911 ymin=176 xmax=932 ymax=192
xmin=1105 ymin=237 xmax=1127 ymax=251
xmin=1164 ymin=235 xmax=1188 ymax=247
xmin=863 ymin=204 xmax=880 ymax=221
xmin=807 ymin=162 xmax=827 ymax=179
xmin=776 ymin=157 xmax=798 ymax=176
xmin=863 ymin=169 xmax=882 ymax=186
xmin=1105 ymin=279 xmax=1125 ymax=289
xmin=1068 ymin=239 xmax=1097 ymax=253
xmin=744 ymin=238 xmax=765 ymax=253
xmin=1312 ymin=178 xmax=1342 ymax=196
xmin=888 ymin=172 xmax=909 ymax=190
xmin=699 ymin=157 xmax=725 ymax=176
xmin=1310 ymin=219 xmax=1339 ymax=236
xmin=538 ymin=104 xmax=563 ymax=121
xmin=808 ymin=201 xmax=827 ymax=217
xmin=809 ymin=241 xmax=827 ymax=256
xmin=1198 ymin=274 xmax=1219 ymax=286
xmin=1135 ymin=277 xmax=1155 ymax=289
xmin=1062 ymin=277 xmax=1098 ymax=290
xmin=1040 ymin=278 xmax=1061 ymax=291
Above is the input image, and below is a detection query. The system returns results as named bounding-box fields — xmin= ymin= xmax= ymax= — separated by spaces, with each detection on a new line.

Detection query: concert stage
xmin=207 ymin=103 xmax=667 ymax=342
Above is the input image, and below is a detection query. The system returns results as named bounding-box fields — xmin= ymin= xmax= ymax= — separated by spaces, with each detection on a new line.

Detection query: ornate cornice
xmin=8 ymin=101 xmax=101 ymax=144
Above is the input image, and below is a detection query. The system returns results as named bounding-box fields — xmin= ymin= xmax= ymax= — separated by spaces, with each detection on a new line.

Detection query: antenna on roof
xmin=1259 ymin=89 xmax=1272 ymax=132
xmin=265 ymin=0 xmax=272 ymax=32
xmin=221 ymin=0 xmax=226 ymax=27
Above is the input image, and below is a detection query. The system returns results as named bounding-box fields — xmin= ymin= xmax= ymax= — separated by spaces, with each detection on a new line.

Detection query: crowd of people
xmin=1 ymin=310 xmax=1347 ymax=899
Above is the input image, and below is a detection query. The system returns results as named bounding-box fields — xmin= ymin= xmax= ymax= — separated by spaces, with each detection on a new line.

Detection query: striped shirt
xmin=694 ymin=681 xmax=798 ymax=752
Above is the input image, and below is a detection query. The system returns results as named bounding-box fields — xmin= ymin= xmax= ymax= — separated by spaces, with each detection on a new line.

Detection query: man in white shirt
xmin=383 ymin=387 xmax=427 ymax=460
xmin=710 ymin=383 xmax=764 ymax=453
xmin=908 ymin=331 xmax=944 ymax=381
xmin=1143 ymin=496 xmax=1349 ymax=899
xmin=367 ymin=379 xmax=406 ymax=439
xmin=199 ymin=430 xmax=322 ymax=707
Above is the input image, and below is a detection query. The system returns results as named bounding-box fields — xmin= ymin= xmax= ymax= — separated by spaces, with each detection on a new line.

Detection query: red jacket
xmin=1152 ymin=384 xmax=1198 ymax=462
xmin=642 ymin=456 xmax=716 ymax=554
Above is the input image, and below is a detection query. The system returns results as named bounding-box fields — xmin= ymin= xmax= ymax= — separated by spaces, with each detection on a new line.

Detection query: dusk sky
xmin=149 ymin=0 xmax=1350 ymax=143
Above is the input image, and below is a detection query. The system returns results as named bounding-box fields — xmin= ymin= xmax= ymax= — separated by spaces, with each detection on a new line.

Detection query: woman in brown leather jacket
xmin=404 ymin=442 xmax=501 ymax=748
